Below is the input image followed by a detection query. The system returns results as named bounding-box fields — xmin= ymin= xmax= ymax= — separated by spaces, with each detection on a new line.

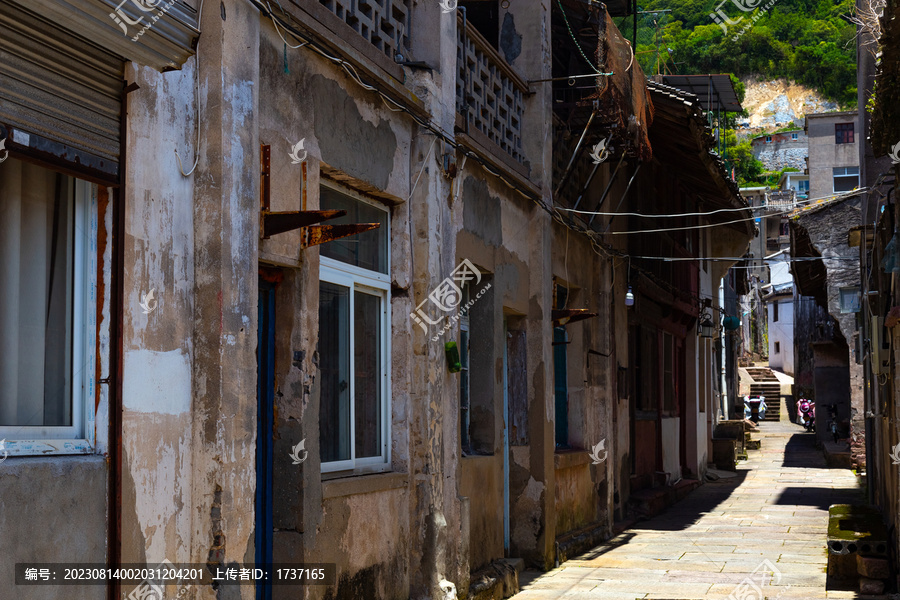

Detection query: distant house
xmin=805 ymin=111 xmax=860 ymax=201
xmin=750 ymin=129 xmax=807 ymax=171
xmin=764 ymin=284 xmax=794 ymax=375
xmin=778 ymin=171 xmax=809 ymax=200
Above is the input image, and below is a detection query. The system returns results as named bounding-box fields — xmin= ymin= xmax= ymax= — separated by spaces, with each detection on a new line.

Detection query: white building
xmin=766 ymin=284 xmax=794 ymax=375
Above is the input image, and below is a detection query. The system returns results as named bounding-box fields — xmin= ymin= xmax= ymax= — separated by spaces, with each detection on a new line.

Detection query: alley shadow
xmin=773 ymin=486 xmax=865 ymax=510
xmin=573 ymin=531 xmax=637 ymax=560
xmin=626 ymin=471 xmax=750 ymax=533
xmin=781 ymin=430 xmax=830 ymax=468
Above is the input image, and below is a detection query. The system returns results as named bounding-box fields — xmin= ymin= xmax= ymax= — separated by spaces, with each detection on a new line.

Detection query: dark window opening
xmin=835 ymin=122 xmax=854 ymax=144
xmin=460 ymin=1 xmax=500 ymax=48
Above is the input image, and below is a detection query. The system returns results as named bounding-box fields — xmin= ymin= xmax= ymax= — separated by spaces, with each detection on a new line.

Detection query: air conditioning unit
xmin=871 ymin=316 xmax=891 ymax=375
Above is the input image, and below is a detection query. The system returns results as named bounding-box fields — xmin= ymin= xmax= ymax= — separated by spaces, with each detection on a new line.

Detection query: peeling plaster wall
xmin=120 ymin=3 xmax=260 ymax=597
xmin=256 ymin=17 xmax=419 ymax=597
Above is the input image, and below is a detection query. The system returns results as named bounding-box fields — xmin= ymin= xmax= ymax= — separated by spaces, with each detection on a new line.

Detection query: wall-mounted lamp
xmin=699 ymin=310 xmax=715 ymax=339
xmin=625 ymin=258 xmax=634 ymax=307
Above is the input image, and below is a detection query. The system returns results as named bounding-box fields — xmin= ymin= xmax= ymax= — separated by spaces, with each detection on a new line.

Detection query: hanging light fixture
xmin=624 ymin=258 xmax=634 ymax=307
xmin=699 ymin=309 xmax=715 ymax=338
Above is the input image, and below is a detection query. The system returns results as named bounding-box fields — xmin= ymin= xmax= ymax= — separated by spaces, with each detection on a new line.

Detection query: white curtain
xmin=0 ymin=158 xmax=73 ymax=428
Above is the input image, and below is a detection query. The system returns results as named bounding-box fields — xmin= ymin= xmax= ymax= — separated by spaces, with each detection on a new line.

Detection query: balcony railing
xmin=318 ymin=0 xmax=410 ymax=60
xmin=456 ymin=15 xmax=527 ymax=164
xmin=765 ymin=190 xmax=795 ymax=212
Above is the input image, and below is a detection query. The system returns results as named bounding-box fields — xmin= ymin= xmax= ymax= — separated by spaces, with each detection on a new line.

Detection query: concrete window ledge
xmin=322 ymin=471 xmax=408 ymax=499
xmin=554 ymin=450 xmax=592 ymax=470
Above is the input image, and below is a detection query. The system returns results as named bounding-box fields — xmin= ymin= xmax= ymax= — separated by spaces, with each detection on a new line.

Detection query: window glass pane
xmin=319 ymin=281 xmax=351 ymax=463
xmin=834 ymin=175 xmax=858 ymax=193
xmin=0 ymin=159 xmax=74 ymax=428
xmin=354 ymin=290 xmax=381 ymax=458
xmin=320 ymin=187 xmax=388 ymax=274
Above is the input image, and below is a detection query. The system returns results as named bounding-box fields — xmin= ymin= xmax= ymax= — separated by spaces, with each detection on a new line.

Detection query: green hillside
xmin=617 ymin=0 xmax=858 ymax=106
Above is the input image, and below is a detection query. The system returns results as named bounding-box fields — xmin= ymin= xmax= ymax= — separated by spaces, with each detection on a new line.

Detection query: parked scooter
xmin=743 ymin=395 xmax=768 ymax=423
xmin=796 ymin=398 xmax=816 ymax=432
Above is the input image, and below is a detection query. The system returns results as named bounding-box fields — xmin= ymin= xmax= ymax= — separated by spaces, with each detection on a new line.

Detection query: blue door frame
xmin=256 ymin=278 xmax=276 ymax=600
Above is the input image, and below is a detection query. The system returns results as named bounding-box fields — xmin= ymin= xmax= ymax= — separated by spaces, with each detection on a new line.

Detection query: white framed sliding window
xmin=0 ymin=160 xmax=97 ymax=455
xmin=318 ymin=182 xmax=390 ymax=474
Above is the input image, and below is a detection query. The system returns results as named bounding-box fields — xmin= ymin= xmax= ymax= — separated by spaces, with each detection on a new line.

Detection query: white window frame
xmin=791 ymin=133 xmax=798 ymax=140
xmin=832 ymin=166 xmax=860 ymax=193
xmin=2 ymin=178 xmax=97 ymax=456
xmin=318 ymin=184 xmax=391 ymax=474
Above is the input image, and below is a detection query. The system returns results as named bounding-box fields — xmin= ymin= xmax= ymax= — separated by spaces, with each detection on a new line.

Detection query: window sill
xmin=554 ymin=449 xmax=592 ymax=470
xmin=1 ymin=439 xmax=93 ymax=457
xmin=322 ymin=471 xmax=408 ymax=499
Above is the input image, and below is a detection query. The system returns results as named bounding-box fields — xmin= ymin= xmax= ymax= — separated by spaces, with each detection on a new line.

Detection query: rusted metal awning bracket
xmin=551 ymin=309 xmax=598 ymax=326
xmin=260 ymin=143 xmax=349 ymax=239
xmin=301 ymin=223 xmax=381 ymax=249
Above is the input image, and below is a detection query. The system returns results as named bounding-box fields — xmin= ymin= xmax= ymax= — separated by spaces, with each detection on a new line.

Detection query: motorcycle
xmin=797 ymin=398 xmax=815 ymax=432
xmin=743 ymin=395 xmax=768 ymax=423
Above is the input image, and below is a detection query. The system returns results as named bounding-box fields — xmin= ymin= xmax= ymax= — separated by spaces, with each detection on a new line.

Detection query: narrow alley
xmin=514 ymin=401 xmax=865 ymax=600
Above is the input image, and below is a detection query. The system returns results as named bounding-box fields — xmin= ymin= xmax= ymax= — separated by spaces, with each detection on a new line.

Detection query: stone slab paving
xmin=515 ymin=400 xmax=871 ymax=600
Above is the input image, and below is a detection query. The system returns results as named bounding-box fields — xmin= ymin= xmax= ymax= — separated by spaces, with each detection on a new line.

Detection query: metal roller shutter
xmin=0 ymin=3 xmax=124 ymax=179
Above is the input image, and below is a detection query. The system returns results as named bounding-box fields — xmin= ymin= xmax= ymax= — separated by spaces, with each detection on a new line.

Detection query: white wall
xmin=768 ymin=297 xmax=794 ymax=375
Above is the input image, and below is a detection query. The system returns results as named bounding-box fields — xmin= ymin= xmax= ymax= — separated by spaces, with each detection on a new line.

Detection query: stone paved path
xmin=515 ymin=400 xmax=867 ymax=599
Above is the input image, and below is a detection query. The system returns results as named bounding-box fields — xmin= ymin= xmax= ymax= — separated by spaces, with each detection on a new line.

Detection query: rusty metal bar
xmin=301 ymin=223 xmax=381 ymax=249
xmin=262 ymin=209 xmax=346 ymax=238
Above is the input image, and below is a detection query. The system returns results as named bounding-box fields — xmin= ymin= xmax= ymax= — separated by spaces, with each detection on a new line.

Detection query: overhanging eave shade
xmin=15 ymin=0 xmax=199 ymax=71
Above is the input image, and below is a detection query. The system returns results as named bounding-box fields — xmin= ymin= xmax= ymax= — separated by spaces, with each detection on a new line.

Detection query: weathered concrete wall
xmin=120 ymin=3 xmax=260 ymax=597
xmin=553 ymin=455 xmax=595 ymax=534
xmin=806 ymin=113 xmax=859 ymax=201
xmin=0 ymin=457 xmax=107 ymax=599
xmin=460 ymin=456 xmax=503 ymax=571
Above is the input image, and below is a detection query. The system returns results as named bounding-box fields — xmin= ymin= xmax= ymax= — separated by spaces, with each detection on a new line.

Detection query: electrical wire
xmin=560 ymin=188 xmax=867 ymax=219
xmin=250 ymin=0 xmax=791 ymax=310
xmin=408 ymin=135 xmax=438 ymax=202
xmin=606 ymin=189 xmax=867 ymax=235
xmin=252 ymin=0 xmax=541 ymax=207
xmin=555 ymin=0 xmax=604 ymax=75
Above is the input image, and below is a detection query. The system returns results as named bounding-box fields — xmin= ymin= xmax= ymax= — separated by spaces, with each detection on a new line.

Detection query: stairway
xmin=745 ymin=367 xmax=782 ymax=421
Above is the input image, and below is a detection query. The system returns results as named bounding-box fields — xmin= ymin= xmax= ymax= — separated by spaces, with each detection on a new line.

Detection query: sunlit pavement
xmin=514 ymin=401 xmax=868 ymax=599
